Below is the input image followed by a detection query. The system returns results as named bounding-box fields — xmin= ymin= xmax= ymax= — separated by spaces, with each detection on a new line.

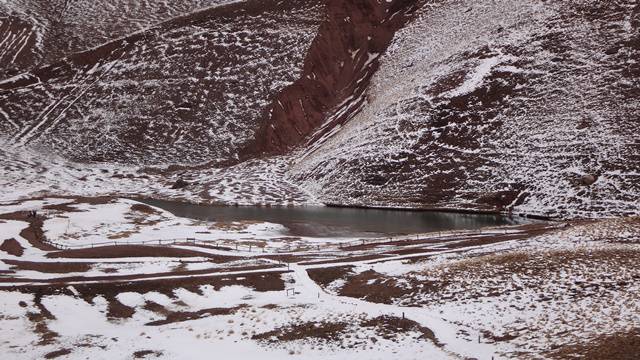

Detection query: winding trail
xmin=288 ymin=263 xmax=497 ymax=359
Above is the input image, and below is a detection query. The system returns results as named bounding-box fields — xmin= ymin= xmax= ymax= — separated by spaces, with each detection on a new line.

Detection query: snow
xmin=0 ymin=196 xmax=638 ymax=358
xmin=287 ymin=0 xmax=640 ymax=219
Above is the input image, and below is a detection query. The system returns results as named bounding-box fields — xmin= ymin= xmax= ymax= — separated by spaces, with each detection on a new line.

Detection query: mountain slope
xmin=289 ymin=0 xmax=640 ymax=218
xmin=0 ymin=0 xmax=323 ymax=165
xmin=0 ymin=0 xmax=638 ymax=219
xmin=0 ymin=0 xmax=234 ymax=76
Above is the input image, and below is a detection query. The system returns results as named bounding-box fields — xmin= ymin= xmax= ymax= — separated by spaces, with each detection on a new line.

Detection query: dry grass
xmin=550 ymin=329 xmax=640 ymax=359
xmin=252 ymin=321 xmax=349 ymax=342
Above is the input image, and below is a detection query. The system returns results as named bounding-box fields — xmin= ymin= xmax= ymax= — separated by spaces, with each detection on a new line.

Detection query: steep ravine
xmin=252 ymin=0 xmax=427 ymax=155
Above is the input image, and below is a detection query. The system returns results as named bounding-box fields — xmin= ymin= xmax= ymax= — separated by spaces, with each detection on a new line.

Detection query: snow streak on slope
xmin=0 ymin=0 xmax=237 ymax=74
xmin=0 ymin=0 xmax=323 ymax=165
xmin=290 ymin=0 xmax=640 ymax=218
xmin=0 ymin=15 xmax=38 ymax=77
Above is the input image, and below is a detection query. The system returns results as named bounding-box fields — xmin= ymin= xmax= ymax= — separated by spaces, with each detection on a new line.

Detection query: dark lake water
xmin=141 ymin=199 xmax=529 ymax=238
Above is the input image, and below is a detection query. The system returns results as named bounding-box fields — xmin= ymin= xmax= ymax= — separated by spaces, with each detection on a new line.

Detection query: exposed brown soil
xmin=142 ymin=301 xmax=172 ymax=316
xmin=256 ymin=0 xmax=427 ymax=154
xmin=308 ymin=266 xmax=442 ymax=305
xmin=130 ymin=204 xmax=161 ymax=215
xmin=46 ymin=245 xmax=241 ymax=260
xmin=444 ymin=229 xmax=554 ymax=250
xmin=0 ymin=238 xmax=24 ymax=256
xmin=260 ymin=254 xmax=317 ymax=263
xmin=133 ymin=350 xmax=163 ymax=359
xmin=4 ymin=260 xmax=92 ymax=273
xmin=361 ymin=315 xmax=439 ymax=345
xmin=338 ymin=270 xmax=421 ymax=304
xmin=26 ymin=295 xmax=58 ymax=346
xmin=44 ymin=349 xmax=72 ymax=359
xmin=146 ymin=304 xmax=247 ymax=326
xmin=253 ymin=315 xmax=440 ymax=345
xmin=386 ymin=248 xmax=443 ymax=256
xmin=480 ymin=329 xmax=519 ymax=343
xmin=0 ymin=212 xmax=56 ymax=251
xmin=0 ymin=264 xmax=284 ymax=284
xmin=187 ymin=243 xmax=234 ymax=252
xmin=8 ymin=271 xmax=287 ymax=301
xmin=550 ymin=329 xmax=640 ymax=360
xmin=41 ymin=197 xmax=115 ymax=213
xmin=252 ymin=321 xmax=348 ymax=342
xmin=300 ymin=254 xmax=389 ymax=265
xmin=306 ymin=266 xmax=354 ymax=287
xmin=106 ymin=296 xmax=136 ymax=319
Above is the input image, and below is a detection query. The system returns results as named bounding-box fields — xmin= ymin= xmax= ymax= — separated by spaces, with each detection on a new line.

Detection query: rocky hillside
xmin=0 ymin=0 xmax=638 ymax=218
xmin=289 ymin=0 xmax=640 ymax=218
xmin=0 ymin=0 xmax=323 ymax=164
xmin=0 ymin=0 xmax=233 ymax=76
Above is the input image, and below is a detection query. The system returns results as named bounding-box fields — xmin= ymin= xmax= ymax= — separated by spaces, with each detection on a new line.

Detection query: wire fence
xmin=40 ymin=224 xmax=566 ymax=254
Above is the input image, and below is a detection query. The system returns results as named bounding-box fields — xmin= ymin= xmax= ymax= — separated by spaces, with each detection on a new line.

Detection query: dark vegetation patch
xmin=481 ymin=329 xmax=519 ymax=343
xmin=133 ymin=350 xmax=163 ymax=359
xmin=0 ymin=238 xmax=24 ymax=256
xmin=4 ymin=260 xmax=92 ymax=273
xmin=261 ymin=254 xmax=317 ymax=263
xmin=130 ymin=204 xmax=161 ymax=215
xmin=252 ymin=321 xmax=348 ymax=342
xmin=44 ymin=349 xmax=72 ymax=359
xmin=361 ymin=315 xmax=439 ymax=345
xmin=261 ymin=304 xmax=280 ymax=310
xmin=26 ymin=294 xmax=58 ymax=346
xmin=300 ymin=254 xmax=389 ymax=265
xmin=401 ymin=248 xmax=640 ymax=305
xmin=8 ymin=272 xmax=286 ymax=305
xmin=145 ymin=304 xmax=247 ymax=326
xmin=189 ymin=244 xmax=234 ymax=252
xmin=307 ymin=266 xmax=431 ymax=304
xmin=46 ymin=245 xmax=239 ymax=260
xmin=0 ymin=264 xmax=283 ymax=285
xmin=252 ymin=316 xmax=440 ymax=346
xmin=338 ymin=270 xmax=428 ymax=304
xmin=0 ymin=211 xmax=56 ymax=251
xmin=306 ymin=266 xmax=354 ymax=287
xmin=106 ymin=296 xmax=136 ymax=320
xmin=550 ymin=329 xmax=640 ymax=360
xmin=142 ymin=301 xmax=172 ymax=316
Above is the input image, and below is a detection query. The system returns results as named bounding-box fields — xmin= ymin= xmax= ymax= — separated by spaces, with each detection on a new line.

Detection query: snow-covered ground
xmin=0 ymin=146 xmax=318 ymax=207
xmin=0 ymin=197 xmax=638 ymax=359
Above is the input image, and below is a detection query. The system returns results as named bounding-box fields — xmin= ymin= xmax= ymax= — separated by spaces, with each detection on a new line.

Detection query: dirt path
xmin=287 ymin=263 xmax=492 ymax=359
